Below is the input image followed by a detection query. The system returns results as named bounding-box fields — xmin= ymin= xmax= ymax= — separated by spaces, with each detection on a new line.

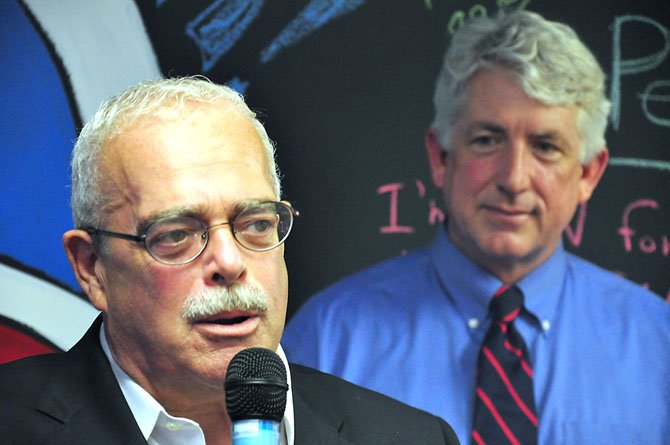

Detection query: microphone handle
xmin=231 ymin=419 xmax=281 ymax=445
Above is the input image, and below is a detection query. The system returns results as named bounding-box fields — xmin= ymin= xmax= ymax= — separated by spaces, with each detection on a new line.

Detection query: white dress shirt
xmin=100 ymin=326 xmax=295 ymax=444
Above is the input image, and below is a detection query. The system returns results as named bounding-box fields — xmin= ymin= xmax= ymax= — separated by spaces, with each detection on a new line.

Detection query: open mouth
xmin=190 ymin=310 xmax=261 ymax=337
xmin=195 ymin=311 xmax=257 ymax=326
xmin=207 ymin=316 xmax=250 ymax=325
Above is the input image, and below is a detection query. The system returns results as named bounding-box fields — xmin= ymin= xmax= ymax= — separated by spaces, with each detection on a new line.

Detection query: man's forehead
xmin=105 ymin=104 xmax=263 ymax=160
xmin=461 ymin=86 xmax=579 ymax=133
xmin=98 ymin=104 xmax=272 ymax=200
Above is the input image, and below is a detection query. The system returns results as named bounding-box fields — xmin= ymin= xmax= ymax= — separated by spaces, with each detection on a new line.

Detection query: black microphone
xmin=225 ymin=347 xmax=289 ymax=445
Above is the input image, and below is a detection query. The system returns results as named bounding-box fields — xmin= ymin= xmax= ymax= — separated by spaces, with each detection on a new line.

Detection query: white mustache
xmin=182 ymin=284 xmax=269 ymax=320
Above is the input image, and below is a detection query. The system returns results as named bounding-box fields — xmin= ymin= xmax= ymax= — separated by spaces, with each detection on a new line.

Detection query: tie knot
xmin=490 ymin=284 xmax=524 ymax=323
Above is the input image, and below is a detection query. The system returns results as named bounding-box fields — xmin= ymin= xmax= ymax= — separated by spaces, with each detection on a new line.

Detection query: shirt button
xmin=166 ymin=422 xmax=182 ymax=431
xmin=542 ymin=320 xmax=551 ymax=331
xmin=468 ymin=318 xmax=480 ymax=329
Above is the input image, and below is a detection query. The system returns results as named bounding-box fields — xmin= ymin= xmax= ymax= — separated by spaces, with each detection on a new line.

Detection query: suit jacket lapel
xmin=37 ymin=315 xmax=147 ymax=445
xmin=291 ymin=388 xmax=352 ymax=445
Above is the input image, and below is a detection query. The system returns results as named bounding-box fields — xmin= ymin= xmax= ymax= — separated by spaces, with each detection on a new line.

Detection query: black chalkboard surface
xmin=136 ymin=0 xmax=670 ymax=318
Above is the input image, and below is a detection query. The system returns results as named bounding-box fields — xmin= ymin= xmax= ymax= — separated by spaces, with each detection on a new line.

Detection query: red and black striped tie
xmin=472 ymin=284 xmax=538 ymax=445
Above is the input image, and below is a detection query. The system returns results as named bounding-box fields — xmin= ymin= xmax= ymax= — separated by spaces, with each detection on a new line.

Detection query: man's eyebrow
xmin=531 ymin=131 xmax=563 ymax=140
xmin=466 ymin=121 xmax=506 ymax=134
xmin=233 ymin=198 xmax=271 ymax=213
xmin=135 ymin=199 xmax=274 ymax=234
xmin=136 ymin=205 xmax=203 ymax=234
xmin=529 ymin=131 xmax=572 ymax=148
xmin=466 ymin=123 xmax=569 ymax=143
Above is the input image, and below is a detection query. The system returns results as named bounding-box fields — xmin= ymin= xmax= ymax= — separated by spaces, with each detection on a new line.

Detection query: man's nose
xmin=203 ymin=224 xmax=245 ymax=285
xmin=496 ymin=143 xmax=532 ymax=197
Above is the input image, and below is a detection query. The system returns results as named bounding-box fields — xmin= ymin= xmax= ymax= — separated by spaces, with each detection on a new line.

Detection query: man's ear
xmin=579 ymin=147 xmax=609 ymax=203
xmin=63 ymin=230 xmax=108 ymax=312
xmin=425 ymin=129 xmax=449 ymax=188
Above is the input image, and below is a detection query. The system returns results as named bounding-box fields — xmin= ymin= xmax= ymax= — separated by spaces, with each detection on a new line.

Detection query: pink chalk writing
xmin=377 ymin=183 xmax=415 ymax=234
xmin=429 ymin=199 xmax=445 ymax=225
xmin=564 ymin=202 xmax=588 ymax=247
xmin=416 ymin=179 xmax=426 ymax=197
xmin=618 ymin=199 xmax=669 ymax=256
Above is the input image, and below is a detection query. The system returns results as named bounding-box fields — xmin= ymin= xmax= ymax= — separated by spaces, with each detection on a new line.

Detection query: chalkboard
xmin=131 ymin=0 xmax=670 ymax=318
xmin=5 ymin=0 xmax=666 ymax=327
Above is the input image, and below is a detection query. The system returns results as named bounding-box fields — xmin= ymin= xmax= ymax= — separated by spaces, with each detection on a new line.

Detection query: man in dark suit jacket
xmin=0 ymin=317 xmax=457 ymax=444
xmin=0 ymin=77 xmax=458 ymax=445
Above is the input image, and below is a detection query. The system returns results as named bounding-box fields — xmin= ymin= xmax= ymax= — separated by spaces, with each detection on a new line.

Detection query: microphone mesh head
xmin=224 ymin=347 xmax=288 ymax=422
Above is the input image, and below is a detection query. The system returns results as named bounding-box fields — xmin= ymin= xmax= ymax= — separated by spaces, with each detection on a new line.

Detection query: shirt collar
xmin=516 ymin=240 xmax=567 ymax=331
xmin=100 ymin=326 xmax=163 ymax=440
xmin=100 ymin=326 xmax=295 ymax=444
xmin=430 ymin=226 xmax=566 ymax=333
xmin=277 ymin=343 xmax=295 ymax=445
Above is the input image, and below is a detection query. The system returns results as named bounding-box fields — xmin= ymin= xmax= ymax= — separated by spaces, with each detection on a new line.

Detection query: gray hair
xmin=70 ymin=76 xmax=281 ymax=229
xmin=431 ymin=11 xmax=610 ymax=162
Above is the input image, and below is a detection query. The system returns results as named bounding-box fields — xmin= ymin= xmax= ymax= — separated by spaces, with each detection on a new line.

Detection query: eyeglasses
xmin=85 ymin=201 xmax=298 ymax=265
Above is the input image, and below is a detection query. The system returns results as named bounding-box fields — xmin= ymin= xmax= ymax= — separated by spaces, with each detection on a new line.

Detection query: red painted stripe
xmin=483 ymin=347 xmax=539 ymax=426
xmin=0 ymin=325 xmax=57 ymax=364
xmin=476 ymin=387 xmax=521 ymax=445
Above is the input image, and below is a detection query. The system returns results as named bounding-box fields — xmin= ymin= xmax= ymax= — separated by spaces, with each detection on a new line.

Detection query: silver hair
xmin=70 ymin=76 xmax=282 ymax=229
xmin=431 ymin=11 xmax=611 ymax=162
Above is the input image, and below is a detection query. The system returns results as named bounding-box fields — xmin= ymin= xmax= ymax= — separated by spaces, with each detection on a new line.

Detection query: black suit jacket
xmin=0 ymin=317 xmax=459 ymax=444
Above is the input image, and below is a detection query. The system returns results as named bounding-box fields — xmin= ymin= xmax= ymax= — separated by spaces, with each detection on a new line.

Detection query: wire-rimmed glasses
xmin=84 ymin=201 xmax=298 ymax=265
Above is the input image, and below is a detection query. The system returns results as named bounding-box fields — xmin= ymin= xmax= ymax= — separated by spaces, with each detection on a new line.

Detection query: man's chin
xmin=468 ymin=236 xmax=551 ymax=276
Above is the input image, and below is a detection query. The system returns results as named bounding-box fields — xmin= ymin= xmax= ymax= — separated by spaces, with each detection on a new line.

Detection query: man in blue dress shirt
xmin=283 ymin=11 xmax=670 ymax=444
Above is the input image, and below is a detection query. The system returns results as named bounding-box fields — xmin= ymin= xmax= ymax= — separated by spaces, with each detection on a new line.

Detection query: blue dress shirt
xmin=283 ymin=228 xmax=670 ymax=444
